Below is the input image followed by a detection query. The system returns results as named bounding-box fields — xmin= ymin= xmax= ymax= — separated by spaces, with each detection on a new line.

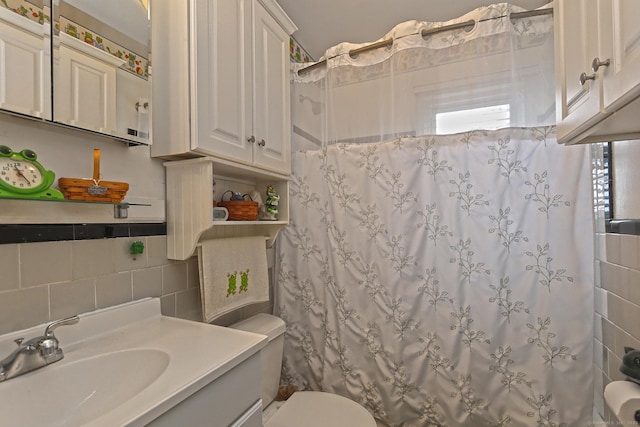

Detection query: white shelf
xmin=164 ymin=157 xmax=289 ymax=260
xmin=58 ymin=32 xmax=127 ymax=67
xmin=0 ymin=198 xmax=161 ymax=223
xmin=211 ymin=221 xmax=288 ymax=226
xmin=0 ymin=7 xmax=46 ymax=36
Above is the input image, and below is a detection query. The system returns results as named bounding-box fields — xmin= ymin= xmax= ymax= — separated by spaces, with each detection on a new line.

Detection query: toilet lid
xmin=265 ymin=391 xmax=376 ymax=427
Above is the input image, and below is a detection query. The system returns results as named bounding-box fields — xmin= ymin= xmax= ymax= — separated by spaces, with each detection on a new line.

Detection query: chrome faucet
xmin=0 ymin=315 xmax=79 ymax=382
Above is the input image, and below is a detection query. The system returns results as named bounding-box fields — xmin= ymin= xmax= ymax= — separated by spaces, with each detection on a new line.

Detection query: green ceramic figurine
xmin=263 ymin=185 xmax=279 ymax=221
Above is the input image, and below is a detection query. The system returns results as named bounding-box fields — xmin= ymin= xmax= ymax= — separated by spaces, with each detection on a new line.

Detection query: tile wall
xmin=593 ymin=141 xmax=640 ymax=424
xmin=595 ymin=232 xmax=640 ymax=423
xmin=0 ymin=235 xmax=274 ymax=335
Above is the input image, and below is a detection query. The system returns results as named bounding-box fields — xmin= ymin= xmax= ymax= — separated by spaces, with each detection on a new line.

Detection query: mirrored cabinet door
xmin=0 ymin=0 xmax=51 ymax=120
xmin=52 ymin=0 xmax=151 ymax=144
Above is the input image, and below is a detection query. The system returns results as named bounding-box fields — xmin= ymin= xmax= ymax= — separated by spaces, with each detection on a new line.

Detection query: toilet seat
xmin=265 ymin=391 xmax=376 ymax=427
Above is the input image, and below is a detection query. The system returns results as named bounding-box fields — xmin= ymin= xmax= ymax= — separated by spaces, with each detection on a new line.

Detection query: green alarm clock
xmin=0 ymin=145 xmax=64 ymax=200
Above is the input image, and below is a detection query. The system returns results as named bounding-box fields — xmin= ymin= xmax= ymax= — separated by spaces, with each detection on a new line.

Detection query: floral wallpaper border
xmin=6 ymin=0 xmax=306 ymax=75
xmin=57 ymin=16 xmax=149 ymax=80
xmin=290 ymin=36 xmax=313 ymax=63
xmin=0 ymin=0 xmax=48 ymax=24
xmin=1 ymin=0 xmax=148 ymax=80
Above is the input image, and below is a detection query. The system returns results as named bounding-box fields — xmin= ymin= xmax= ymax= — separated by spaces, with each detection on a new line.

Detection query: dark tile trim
xmin=0 ymin=223 xmax=167 ymax=244
xmin=606 ymin=220 xmax=640 ymax=235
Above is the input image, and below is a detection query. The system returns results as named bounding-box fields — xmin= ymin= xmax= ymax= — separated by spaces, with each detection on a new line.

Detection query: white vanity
xmin=0 ymin=298 xmax=267 ymax=426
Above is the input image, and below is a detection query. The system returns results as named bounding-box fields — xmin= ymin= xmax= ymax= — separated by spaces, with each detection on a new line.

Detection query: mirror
xmin=52 ymin=0 xmax=150 ymax=144
xmin=0 ymin=0 xmax=51 ymax=120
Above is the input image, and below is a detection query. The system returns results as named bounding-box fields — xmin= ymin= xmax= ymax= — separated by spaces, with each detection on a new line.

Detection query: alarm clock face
xmin=0 ymin=147 xmax=46 ymax=192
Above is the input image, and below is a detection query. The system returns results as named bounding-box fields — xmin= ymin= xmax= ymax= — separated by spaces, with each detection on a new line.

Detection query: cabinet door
xmin=193 ymin=0 xmax=253 ymax=162
xmin=253 ymin=2 xmax=291 ymax=175
xmin=555 ymin=0 xmax=603 ymax=142
xmin=54 ymin=42 xmax=117 ymax=133
xmin=0 ymin=15 xmax=50 ymax=120
xmin=601 ymin=0 xmax=640 ymax=110
xmin=229 ymin=400 xmax=263 ymax=427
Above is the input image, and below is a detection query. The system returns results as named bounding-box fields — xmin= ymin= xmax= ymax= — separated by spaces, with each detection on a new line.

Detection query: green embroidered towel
xmin=198 ymin=236 xmax=269 ymax=322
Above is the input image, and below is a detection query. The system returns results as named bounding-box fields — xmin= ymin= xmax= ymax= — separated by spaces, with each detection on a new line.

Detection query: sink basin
xmin=0 ymin=298 xmax=267 ymax=426
xmin=0 ymin=348 xmax=169 ymax=427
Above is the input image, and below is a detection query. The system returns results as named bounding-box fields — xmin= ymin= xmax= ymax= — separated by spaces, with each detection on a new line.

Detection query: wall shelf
xmin=0 ymin=196 xmax=149 ymax=206
xmin=0 ymin=197 xmax=156 ymax=223
xmin=164 ymin=157 xmax=289 ymax=260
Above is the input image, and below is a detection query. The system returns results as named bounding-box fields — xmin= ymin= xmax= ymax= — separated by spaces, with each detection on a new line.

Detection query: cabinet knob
xmin=247 ymin=136 xmax=256 ymax=144
xmin=257 ymin=139 xmax=266 ymax=147
xmin=591 ymin=57 xmax=611 ymax=72
xmin=579 ymin=72 xmax=596 ymax=86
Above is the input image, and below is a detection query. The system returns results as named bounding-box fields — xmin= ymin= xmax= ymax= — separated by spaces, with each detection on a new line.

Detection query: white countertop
xmin=0 ymin=298 xmax=268 ymax=426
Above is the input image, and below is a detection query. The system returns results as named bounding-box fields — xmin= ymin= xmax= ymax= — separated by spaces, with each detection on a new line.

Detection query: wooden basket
xmin=58 ymin=178 xmax=129 ymax=202
xmin=58 ymin=149 xmax=129 ymax=203
xmin=218 ymin=200 xmax=259 ymax=221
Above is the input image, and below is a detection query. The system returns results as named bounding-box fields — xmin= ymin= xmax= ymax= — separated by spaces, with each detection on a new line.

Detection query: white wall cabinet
xmin=555 ymin=0 xmax=640 ymax=144
xmin=599 ymin=1 xmax=640 ymax=111
xmin=0 ymin=8 xmax=50 ymax=120
xmin=53 ymin=33 xmax=122 ymax=135
xmin=151 ymin=0 xmax=296 ymax=176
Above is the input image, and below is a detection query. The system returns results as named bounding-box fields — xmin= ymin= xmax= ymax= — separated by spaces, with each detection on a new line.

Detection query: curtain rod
xmin=297 ymin=7 xmax=553 ymax=76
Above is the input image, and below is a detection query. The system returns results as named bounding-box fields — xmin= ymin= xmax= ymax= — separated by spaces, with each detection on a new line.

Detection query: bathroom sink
xmin=0 ymin=349 xmax=169 ymax=427
xmin=0 ymin=298 xmax=267 ymax=426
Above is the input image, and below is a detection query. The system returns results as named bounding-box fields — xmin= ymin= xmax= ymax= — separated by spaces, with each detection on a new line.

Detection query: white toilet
xmin=230 ymin=313 xmax=376 ymax=427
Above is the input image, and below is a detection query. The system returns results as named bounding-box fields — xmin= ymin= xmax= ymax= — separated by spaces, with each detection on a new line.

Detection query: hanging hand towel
xmin=197 ymin=236 xmax=269 ymax=323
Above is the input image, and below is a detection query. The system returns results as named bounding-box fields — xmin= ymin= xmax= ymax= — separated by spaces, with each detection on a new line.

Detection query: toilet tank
xmin=229 ymin=314 xmax=286 ymax=408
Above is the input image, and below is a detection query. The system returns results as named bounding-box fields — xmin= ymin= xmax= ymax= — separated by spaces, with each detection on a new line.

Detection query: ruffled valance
xmin=292 ymin=2 xmax=553 ymax=83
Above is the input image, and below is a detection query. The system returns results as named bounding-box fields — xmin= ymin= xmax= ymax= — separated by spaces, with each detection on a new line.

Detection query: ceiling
xmin=277 ymin=0 xmax=551 ymax=60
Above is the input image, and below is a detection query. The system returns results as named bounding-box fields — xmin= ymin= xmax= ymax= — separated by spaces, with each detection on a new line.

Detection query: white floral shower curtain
xmin=277 ymin=3 xmax=594 ymax=427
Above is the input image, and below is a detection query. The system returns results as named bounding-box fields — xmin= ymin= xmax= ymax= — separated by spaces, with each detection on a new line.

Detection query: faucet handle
xmin=38 ymin=315 xmax=79 ymax=359
xmin=38 ymin=337 xmax=60 ymax=358
xmin=44 ymin=315 xmax=80 ymax=337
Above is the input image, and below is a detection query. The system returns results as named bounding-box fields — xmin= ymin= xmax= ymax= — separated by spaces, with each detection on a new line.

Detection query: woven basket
xmin=218 ymin=200 xmax=258 ymax=221
xmin=58 ymin=178 xmax=129 ymax=202
xmin=58 ymin=149 xmax=129 ymax=202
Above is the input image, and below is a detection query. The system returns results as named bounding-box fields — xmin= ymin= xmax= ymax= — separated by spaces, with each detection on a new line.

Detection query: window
xmin=414 ymin=72 xmax=516 ymax=135
xmin=435 ymin=104 xmax=511 ymax=134
xmin=594 ymin=142 xmax=612 ymax=220
xmin=603 ymin=142 xmax=612 ymax=219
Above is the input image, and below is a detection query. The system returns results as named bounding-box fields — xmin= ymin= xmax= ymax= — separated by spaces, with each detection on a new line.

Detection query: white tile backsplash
xmin=187 ymin=258 xmax=200 ymax=289
xmin=147 ymin=235 xmax=170 ymax=267
xmin=72 ymin=239 xmax=117 ymax=279
xmin=0 ymin=244 xmax=19 ymax=292
xmin=162 ymin=262 xmax=189 ymax=294
xmin=20 ymin=241 xmax=73 ymax=288
xmin=0 ymin=235 xmax=274 ymax=339
xmin=594 ymin=287 xmax=606 ymax=316
xmin=50 ymin=278 xmax=96 ymax=320
xmin=96 ymin=272 xmax=133 ymax=309
xmin=606 ymin=234 xmax=622 ymax=265
xmin=133 ymin=267 xmax=163 ymax=299
xmin=160 ymin=293 xmax=176 ymax=317
xmin=598 ymin=229 xmax=640 ymax=423
xmin=620 ymin=235 xmax=639 ymax=269
xmin=0 ymin=236 xmax=203 ymax=335
xmin=0 ymin=285 xmax=49 ymax=334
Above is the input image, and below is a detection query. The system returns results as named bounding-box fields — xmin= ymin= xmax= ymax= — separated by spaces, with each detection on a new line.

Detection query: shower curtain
xmin=277 ymin=3 xmax=594 ymax=426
